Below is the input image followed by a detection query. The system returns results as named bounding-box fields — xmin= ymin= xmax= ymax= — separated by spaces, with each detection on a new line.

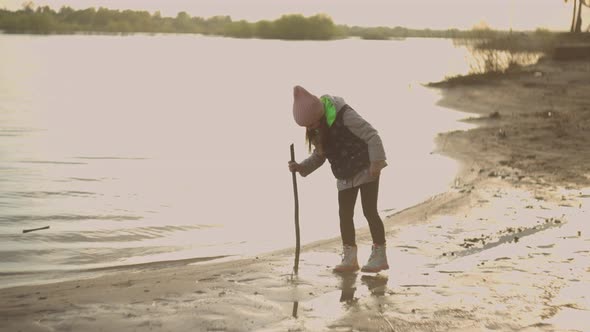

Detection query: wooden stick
xmin=23 ymin=226 xmax=50 ymax=233
xmin=290 ymin=144 xmax=301 ymax=275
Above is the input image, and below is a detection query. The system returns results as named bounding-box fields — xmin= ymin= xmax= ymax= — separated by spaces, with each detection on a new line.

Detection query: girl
xmin=288 ymin=85 xmax=389 ymax=273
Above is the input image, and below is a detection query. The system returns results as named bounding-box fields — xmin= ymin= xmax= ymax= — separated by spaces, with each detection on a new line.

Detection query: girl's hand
xmin=288 ymin=161 xmax=301 ymax=173
xmin=369 ymin=160 xmax=387 ymax=177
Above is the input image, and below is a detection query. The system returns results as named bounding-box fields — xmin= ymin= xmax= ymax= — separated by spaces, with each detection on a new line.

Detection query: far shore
xmin=1 ymin=6 xmax=582 ymax=41
xmin=1 ymin=50 xmax=590 ymax=331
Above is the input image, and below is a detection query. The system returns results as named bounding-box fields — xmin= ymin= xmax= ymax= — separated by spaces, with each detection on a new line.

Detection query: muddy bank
xmin=432 ymin=58 xmax=590 ymax=189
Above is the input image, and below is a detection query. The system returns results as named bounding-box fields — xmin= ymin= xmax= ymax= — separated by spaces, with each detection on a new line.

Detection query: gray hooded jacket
xmin=298 ymin=95 xmax=387 ymax=191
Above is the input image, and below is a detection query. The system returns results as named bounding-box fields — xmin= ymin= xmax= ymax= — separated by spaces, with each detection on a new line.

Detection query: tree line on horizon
xmin=0 ymin=5 xmax=510 ymax=40
xmin=0 ymin=5 xmax=574 ymax=40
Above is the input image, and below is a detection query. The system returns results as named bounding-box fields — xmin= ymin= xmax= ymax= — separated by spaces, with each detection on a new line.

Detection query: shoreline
xmin=0 ymin=255 xmax=232 ymax=291
xmin=1 ymin=58 xmax=590 ymax=331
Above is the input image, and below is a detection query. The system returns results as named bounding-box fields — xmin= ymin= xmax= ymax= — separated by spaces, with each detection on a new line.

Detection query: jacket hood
xmin=321 ymin=95 xmax=347 ymax=113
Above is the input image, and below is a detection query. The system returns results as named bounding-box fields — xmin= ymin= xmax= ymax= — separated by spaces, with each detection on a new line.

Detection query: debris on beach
xmin=22 ymin=226 xmax=50 ymax=233
xmin=460 ymin=234 xmax=492 ymax=248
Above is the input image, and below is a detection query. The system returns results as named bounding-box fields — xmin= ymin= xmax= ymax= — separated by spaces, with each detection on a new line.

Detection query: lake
xmin=0 ymin=34 xmax=480 ymax=286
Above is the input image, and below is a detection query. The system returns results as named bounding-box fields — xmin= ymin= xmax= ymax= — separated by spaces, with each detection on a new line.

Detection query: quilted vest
xmin=324 ymin=105 xmax=370 ymax=180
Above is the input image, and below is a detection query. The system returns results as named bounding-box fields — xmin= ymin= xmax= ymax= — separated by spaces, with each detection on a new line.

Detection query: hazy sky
xmin=1 ymin=0 xmax=588 ymax=31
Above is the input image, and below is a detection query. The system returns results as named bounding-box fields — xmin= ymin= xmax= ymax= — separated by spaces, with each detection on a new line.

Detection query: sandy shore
xmin=1 ymin=58 xmax=590 ymax=331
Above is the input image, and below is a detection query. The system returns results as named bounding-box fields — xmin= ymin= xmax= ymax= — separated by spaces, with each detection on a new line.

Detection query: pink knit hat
xmin=292 ymin=85 xmax=324 ymax=127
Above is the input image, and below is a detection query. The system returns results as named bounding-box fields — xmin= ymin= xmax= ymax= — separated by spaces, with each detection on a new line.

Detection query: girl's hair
xmin=305 ymin=116 xmax=329 ymax=154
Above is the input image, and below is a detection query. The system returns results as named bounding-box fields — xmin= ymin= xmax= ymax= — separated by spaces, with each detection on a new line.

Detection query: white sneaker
xmin=333 ymin=245 xmax=360 ymax=273
xmin=361 ymin=244 xmax=389 ymax=273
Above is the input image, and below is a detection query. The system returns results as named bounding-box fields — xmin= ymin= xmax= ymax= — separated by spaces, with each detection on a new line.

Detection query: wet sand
xmin=1 ymin=58 xmax=590 ymax=331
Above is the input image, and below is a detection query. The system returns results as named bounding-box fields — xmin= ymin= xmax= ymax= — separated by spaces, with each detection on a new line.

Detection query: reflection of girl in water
xmin=338 ymin=274 xmax=389 ymax=303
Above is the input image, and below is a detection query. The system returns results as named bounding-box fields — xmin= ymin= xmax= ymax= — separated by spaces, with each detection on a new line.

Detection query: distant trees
xmin=0 ymin=5 xmax=521 ymax=40
xmin=0 ymin=6 xmax=337 ymax=39
xmin=273 ymin=14 xmax=334 ymax=40
xmin=230 ymin=14 xmax=335 ymax=40
xmin=224 ymin=20 xmax=254 ymax=38
xmin=339 ymin=25 xmax=504 ymax=40
xmin=566 ymin=0 xmax=590 ymax=33
xmin=0 ymin=6 xmax=160 ymax=33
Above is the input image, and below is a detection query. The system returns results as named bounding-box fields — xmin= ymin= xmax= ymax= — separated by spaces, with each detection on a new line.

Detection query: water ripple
xmin=0 ymin=214 xmax=142 ymax=223
xmin=18 ymin=160 xmax=88 ymax=165
xmin=0 ymin=127 xmax=43 ymax=136
xmin=0 ymin=225 xmax=211 ymax=243
xmin=6 ymin=191 xmax=96 ymax=198
xmin=69 ymin=177 xmax=101 ymax=182
xmin=0 ymin=246 xmax=179 ymax=265
xmin=74 ymin=156 xmax=148 ymax=160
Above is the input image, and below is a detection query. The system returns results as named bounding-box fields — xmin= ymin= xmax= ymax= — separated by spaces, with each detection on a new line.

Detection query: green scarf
xmin=321 ymin=96 xmax=337 ymax=127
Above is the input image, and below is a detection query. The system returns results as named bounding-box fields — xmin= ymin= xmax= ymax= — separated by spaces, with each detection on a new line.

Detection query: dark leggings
xmin=338 ymin=178 xmax=386 ymax=247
